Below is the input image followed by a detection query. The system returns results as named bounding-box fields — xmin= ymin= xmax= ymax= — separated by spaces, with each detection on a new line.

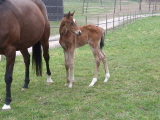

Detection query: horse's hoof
xmin=2 ymin=104 xmax=11 ymax=111
xmin=21 ymin=88 xmax=28 ymax=91
xmin=46 ymin=82 xmax=53 ymax=85
xmin=46 ymin=76 xmax=53 ymax=83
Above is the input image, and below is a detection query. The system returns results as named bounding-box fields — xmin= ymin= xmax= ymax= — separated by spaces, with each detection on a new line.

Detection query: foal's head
xmin=63 ymin=11 xmax=82 ymax=36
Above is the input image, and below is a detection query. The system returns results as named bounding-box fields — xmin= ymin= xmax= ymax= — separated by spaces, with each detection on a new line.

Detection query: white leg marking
xmin=2 ymin=104 xmax=11 ymax=110
xmin=68 ymin=83 xmax=73 ymax=88
xmin=47 ymin=75 xmax=53 ymax=83
xmin=64 ymin=83 xmax=69 ymax=86
xmin=104 ymin=72 xmax=110 ymax=82
xmin=89 ymin=78 xmax=97 ymax=87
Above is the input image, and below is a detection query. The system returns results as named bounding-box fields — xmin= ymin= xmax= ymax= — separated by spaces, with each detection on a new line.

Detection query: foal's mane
xmin=0 ymin=0 xmax=6 ymax=5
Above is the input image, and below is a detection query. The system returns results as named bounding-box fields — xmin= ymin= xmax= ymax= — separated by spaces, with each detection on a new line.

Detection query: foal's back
xmin=76 ymin=25 xmax=103 ymax=48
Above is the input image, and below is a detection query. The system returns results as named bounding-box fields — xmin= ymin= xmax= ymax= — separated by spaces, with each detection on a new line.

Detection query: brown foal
xmin=59 ymin=11 xmax=110 ymax=88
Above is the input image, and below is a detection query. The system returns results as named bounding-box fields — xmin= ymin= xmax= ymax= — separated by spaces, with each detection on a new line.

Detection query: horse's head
xmin=63 ymin=11 xmax=82 ymax=36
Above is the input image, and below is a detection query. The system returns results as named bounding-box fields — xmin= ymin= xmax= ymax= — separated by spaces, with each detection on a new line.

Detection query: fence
xmin=49 ymin=8 xmax=160 ymax=35
xmin=1 ymin=1 xmax=160 ymax=61
xmin=1 ymin=10 xmax=159 ymax=61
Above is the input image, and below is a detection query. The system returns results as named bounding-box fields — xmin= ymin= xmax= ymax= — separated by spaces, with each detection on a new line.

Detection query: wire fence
xmin=1 ymin=1 xmax=160 ymax=61
xmin=49 ymin=8 xmax=160 ymax=36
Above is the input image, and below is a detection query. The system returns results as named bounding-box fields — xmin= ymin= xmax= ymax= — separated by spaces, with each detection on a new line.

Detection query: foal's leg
xmin=89 ymin=47 xmax=101 ymax=86
xmin=40 ymin=40 xmax=53 ymax=83
xmin=2 ymin=48 xmax=16 ymax=110
xmin=20 ymin=49 xmax=30 ymax=90
xmin=64 ymin=50 xmax=70 ymax=86
xmin=99 ymin=50 xmax=110 ymax=82
xmin=64 ymin=49 xmax=75 ymax=88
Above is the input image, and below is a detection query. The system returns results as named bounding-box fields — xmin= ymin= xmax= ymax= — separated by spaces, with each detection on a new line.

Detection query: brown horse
xmin=59 ymin=11 xmax=110 ymax=88
xmin=0 ymin=0 xmax=53 ymax=110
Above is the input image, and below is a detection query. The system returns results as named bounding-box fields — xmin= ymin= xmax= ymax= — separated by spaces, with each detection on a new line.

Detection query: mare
xmin=59 ymin=11 xmax=110 ymax=88
xmin=0 ymin=0 xmax=53 ymax=110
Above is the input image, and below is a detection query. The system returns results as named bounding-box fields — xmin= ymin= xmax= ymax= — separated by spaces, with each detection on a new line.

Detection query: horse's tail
xmin=100 ymin=31 xmax=105 ymax=49
xmin=32 ymin=41 xmax=42 ymax=76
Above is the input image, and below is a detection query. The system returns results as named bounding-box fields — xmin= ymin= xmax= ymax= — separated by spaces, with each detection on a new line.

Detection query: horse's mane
xmin=0 ymin=0 xmax=6 ymax=5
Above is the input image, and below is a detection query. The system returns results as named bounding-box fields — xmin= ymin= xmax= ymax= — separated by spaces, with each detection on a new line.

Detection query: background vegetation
xmin=0 ymin=16 xmax=159 ymax=120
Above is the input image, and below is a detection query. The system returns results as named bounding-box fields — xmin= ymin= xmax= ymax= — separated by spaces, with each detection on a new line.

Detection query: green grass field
xmin=0 ymin=16 xmax=160 ymax=120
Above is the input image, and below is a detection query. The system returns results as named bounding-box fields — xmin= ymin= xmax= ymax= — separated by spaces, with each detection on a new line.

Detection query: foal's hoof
xmin=104 ymin=79 xmax=109 ymax=83
xmin=68 ymin=84 xmax=73 ymax=88
xmin=104 ymin=73 xmax=110 ymax=82
xmin=89 ymin=78 xmax=97 ymax=87
xmin=2 ymin=104 xmax=11 ymax=111
xmin=89 ymin=84 xmax=94 ymax=87
xmin=64 ymin=83 xmax=69 ymax=86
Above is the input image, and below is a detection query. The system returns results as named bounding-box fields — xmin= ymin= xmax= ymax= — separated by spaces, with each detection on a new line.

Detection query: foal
xmin=59 ymin=11 xmax=110 ymax=88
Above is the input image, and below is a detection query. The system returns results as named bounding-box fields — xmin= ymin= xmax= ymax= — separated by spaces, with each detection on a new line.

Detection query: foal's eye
xmin=70 ymin=22 xmax=74 ymax=26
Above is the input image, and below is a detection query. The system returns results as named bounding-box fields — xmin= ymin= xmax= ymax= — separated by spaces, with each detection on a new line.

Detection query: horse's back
xmin=80 ymin=24 xmax=103 ymax=35
xmin=79 ymin=24 xmax=103 ymax=41
xmin=0 ymin=0 xmax=49 ymax=52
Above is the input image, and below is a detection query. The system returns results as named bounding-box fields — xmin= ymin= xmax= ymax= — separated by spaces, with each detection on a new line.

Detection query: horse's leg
xmin=2 ymin=48 xmax=16 ymax=110
xmin=99 ymin=50 xmax=110 ymax=82
xmin=41 ymin=42 xmax=53 ymax=83
xmin=89 ymin=47 xmax=101 ymax=86
xmin=20 ymin=49 xmax=30 ymax=90
xmin=40 ymin=36 xmax=53 ymax=83
xmin=65 ymin=49 xmax=75 ymax=88
xmin=64 ymin=50 xmax=70 ymax=86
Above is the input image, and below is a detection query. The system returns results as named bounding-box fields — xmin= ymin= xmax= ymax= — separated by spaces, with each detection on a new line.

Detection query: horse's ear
xmin=67 ymin=11 xmax=71 ymax=19
xmin=72 ymin=11 xmax=75 ymax=16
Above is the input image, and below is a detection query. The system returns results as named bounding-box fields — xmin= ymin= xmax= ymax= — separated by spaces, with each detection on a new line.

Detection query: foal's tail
xmin=32 ymin=41 xmax=42 ymax=76
xmin=100 ymin=31 xmax=105 ymax=49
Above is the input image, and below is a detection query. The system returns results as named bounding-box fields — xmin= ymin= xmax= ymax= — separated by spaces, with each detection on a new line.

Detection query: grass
xmin=0 ymin=16 xmax=160 ymax=119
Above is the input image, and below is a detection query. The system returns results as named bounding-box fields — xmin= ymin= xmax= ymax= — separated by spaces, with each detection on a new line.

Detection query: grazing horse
xmin=0 ymin=0 xmax=53 ymax=110
xmin=59 ymin=11 xmax=110 ymax=88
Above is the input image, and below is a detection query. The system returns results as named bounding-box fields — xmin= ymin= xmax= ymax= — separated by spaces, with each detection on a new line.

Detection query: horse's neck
xmin=59 ymin=22 xmax=69 ymax=35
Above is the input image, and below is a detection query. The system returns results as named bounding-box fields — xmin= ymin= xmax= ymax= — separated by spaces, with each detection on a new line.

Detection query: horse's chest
xmin=60 ymin=36 xmax=76 ymax=50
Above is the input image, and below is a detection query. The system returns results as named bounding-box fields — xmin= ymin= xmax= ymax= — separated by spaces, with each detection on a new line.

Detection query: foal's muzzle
xmin=75 ymin=30 xmax=82 ymax=36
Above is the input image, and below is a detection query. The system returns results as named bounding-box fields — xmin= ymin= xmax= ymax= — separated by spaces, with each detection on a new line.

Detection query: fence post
xmin=86 ymin=2 xmax=88 ymax=13
xmin=85 ymin=16 xmax=87 ymax=25
xmin=127 ymin=13 xmax=128 ymax=24
xmin=106 ymin=15 xmax=107 ymax=34
xmin=113 ymin=14 xmax=115 ymax=32
xmin=97 ymin=16 xmax=99 ymax=26
xmin=123 ymin=13 xmax=124 ymax=27
xmin=135 ymin=11 xmax=136 ymax=21
xmin=82 ymin=0 xmax=84 ymax=14
xmin=130 ymin=12 xmax=131 ymax=24
xmin=118 ymin=13 xmax=120 ymax=26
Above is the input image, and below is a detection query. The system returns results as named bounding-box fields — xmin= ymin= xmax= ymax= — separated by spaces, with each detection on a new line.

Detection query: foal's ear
xmin=66 ymin=11 xmax=71 ymax=19
xmin=71 ymin=11 xmax=75 ymax=16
